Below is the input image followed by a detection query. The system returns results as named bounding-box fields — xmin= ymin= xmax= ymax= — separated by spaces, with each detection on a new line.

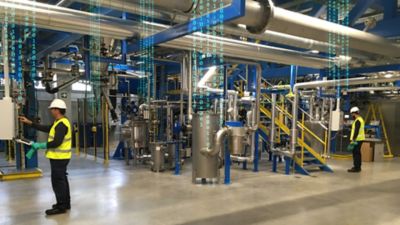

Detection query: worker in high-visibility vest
xmin=19 ymin=99 xmax=72 ymax=215
xmin=348 ymin=106 xmax=365 ymax=173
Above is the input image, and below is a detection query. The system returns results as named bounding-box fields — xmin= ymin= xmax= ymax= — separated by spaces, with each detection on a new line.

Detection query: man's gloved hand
xmin=347 ymin=141 xmax=358 ymax=152
xmin=26 ymin=148 xmax=37 ymax=160
xmin=32 ymin=142 xmax=47 ymax=150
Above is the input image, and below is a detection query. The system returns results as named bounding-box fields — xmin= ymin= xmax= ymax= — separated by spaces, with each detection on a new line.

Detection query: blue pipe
xmin=128 ymin=0 xmax=245 ymax=52
xmin=253 ymin=130 xmax=259 ymax=172
xmin=174 ymin=142 xmax=180 ymax=175
xmin=121 ymin=12 xmax=127 ymax=64
xmin=272 ymin=155 xmax=278 ymax=173
xmin=290 ymin=65 xmax=296 ymax=91
xmin=83 ymin=36 xmax=91 ymax=79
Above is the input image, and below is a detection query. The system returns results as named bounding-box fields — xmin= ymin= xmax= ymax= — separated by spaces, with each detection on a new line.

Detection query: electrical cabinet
xmin=0 ymin=99 xmax=15 ymax=140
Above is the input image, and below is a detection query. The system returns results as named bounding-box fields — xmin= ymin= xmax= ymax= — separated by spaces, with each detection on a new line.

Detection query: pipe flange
xmin=246 ymin=0 xmax=274 ymax=34
xmin=185 ymin=0 xmax=199 ymax=14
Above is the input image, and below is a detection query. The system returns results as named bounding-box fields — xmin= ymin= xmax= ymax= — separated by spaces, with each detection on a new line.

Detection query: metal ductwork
xmin=0 ymin=0 xmax=137 ymax=39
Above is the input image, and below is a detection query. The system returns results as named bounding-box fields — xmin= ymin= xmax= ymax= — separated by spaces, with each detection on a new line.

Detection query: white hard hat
xmin=48 ymin=99 xmax=67 ymax=109
xmin=350 ymin=106 xmax=359 ymax=113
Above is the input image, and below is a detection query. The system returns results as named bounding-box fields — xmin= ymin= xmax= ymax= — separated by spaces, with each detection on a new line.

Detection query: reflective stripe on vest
xmin=351 ymin=116 xmax=365 ymax=141
xmin=46 ymin=117 xmax=72 ymax=159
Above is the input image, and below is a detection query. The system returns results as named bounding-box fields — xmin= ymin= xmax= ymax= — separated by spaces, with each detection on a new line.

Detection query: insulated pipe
xmin=147 ymin=0 xmax=196 ymax=13
xmin=219 ymin=27 xmax=382 ymax=63
xmin=345 ymin=86 xmax=400 ymax=93
xmin=68 ymin=0 xmax=343 ymax=57
xmin=270 ymin=93 xmax=277 ymax=151
xmin=264 ymin=3 xmax=400 ymax=58
xmin=186 ymin=53 xmax=193 ymax=122
xmin=130 ymin=0 xmax=267 ymax=31
xmin=290 ymin=76 xmax=400 ymax=155
xmin=125 ymin=0 xmax=400 ymax=58
xmin=0 ymin=1 xmax=136 ymax=39
xmin=163 ymin=37 xmax=329 ymax=69
xmin=138 ymin=22 xmax=330 ymax=68
xmin=201 ymin=126 xmax=230 ymax=157
xmin=72 ymin=0 xmax=189 ymax=23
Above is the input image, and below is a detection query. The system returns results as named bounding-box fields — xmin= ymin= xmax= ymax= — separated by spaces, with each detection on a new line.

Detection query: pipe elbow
xmin=139 ymin=103 xmax=148 ymax=113
xmin=201 ymin=127 xmax=230 ymax=157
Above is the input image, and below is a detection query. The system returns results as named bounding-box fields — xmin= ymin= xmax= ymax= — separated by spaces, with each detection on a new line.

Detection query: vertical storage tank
xmin=192 ymin=113 xmax=220 ymax=183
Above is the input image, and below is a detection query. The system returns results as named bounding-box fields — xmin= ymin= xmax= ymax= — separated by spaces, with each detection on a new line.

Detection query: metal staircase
xmin=260 ymin=94 xmax=333 ymax=175
xmin=234 ymin=78 xmax=332 ymax=175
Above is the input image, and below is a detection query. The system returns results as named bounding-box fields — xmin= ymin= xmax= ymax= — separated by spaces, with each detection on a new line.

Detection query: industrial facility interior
xmin=1 ymin=0 xmax=400 ymax=224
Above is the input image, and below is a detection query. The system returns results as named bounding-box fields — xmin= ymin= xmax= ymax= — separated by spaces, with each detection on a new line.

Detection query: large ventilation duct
xmin=0 ymin=0 xmax=137 ymax=39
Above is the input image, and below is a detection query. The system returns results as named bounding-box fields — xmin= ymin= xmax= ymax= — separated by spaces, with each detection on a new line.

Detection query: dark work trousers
xmin=49 ymin=159 xmax=70 ymax=209
xmin=352 ymin=141 xmax=362 ymax=170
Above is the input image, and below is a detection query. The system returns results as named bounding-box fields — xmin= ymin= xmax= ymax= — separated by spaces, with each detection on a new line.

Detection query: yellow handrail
xmin=260 ymin=104 xmax=328 ymax=165
xmin=262 ymin=93 xmax=326 ymax=145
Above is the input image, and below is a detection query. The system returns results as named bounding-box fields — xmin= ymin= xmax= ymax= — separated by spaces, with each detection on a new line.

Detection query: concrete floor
xmin=1 ymin=155 xmax=400 ymax=225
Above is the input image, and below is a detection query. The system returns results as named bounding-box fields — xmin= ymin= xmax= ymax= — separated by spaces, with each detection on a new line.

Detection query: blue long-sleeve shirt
xmin=31 ymin=121 xmax=68 ymax=148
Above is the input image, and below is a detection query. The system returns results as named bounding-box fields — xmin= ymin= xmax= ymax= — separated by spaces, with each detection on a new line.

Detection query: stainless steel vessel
xmin=192 ymin=113 xmax=220 ymax=183
xmin=131 ymin=119 xmax=148 ymax=149
xmin=150 ymin=142 xmax=165 ymax=172
xmin=228 ymin=127 xmax=246 ymax=155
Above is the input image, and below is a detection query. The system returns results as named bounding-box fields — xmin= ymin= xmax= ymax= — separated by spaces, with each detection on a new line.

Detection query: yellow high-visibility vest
xmin=46 ymin=117 xmax=72 ymax=159
xmin=350 ymin=116 xmax=365 ymax=142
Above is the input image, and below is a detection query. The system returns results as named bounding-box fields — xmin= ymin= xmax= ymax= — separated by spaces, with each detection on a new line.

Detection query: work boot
xmin=347 ymin=167 xmax=361 ymax=173
xmin=45 ymin=207 xmax=67 ymax=215
xmin=52 ymin=203 xmax=71 ymax=210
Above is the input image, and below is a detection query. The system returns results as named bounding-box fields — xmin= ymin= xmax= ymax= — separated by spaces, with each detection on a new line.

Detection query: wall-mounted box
xmin=0 ymin=99 xmax=15 ymax=140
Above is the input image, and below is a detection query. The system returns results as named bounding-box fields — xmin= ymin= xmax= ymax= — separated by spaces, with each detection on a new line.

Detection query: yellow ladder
xmin=365 ymin=104 xmax=393 ymax=158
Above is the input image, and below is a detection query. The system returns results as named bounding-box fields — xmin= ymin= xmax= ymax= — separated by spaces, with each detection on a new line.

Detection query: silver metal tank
xmin=228 ymin=127 xmax=246 ymax=155
xmin=150 ymin=142 xmax=165 ymax=172
xmin=192 ymin=113 xmax=220 ymax=183
xmin=167 ymin=143 xmax=176 ymax=170
xmin=131 ymin=119 xmax=148 ymax=149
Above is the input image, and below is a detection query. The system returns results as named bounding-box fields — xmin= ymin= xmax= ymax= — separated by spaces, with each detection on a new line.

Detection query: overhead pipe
xmin=161 ymin=34 xmax=330 ymax=68
xmin=345 ymin=86 xmax=400 ymax=93
xmin=68 ymin=0 xmax=342 ymax=57
xmin=71 ymin=0 xmax=189 ymax=24
xmin=67 ymin=0 xmax=400 ymax=59
xmin=263 ymin=1 xmax=400 ymax=58
xmin=0 ymin=1 xmax=137 ymax=39
xmin=290 ymin=76 xmax=400 ymax=155
xmin=124 ymin=0 xmax=400 ymax=58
